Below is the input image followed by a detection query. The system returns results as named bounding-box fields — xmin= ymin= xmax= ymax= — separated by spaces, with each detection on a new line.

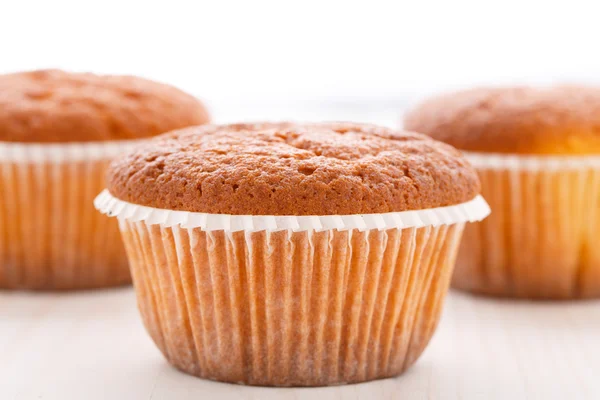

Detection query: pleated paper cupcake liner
xmin=0 ymin=140 xmax=141 ymax=163
xmin=467 ymin=152 xmax=600 ymax=171
xmin=0 ymin=141 xmax=142 ymax=290
xmin=454 ymin=152 xmax=600 ymax=299
xmin=94 ymin=190 xmax=490 ymax=231
xmin=96 ymin=191 xmax=489 ymax=386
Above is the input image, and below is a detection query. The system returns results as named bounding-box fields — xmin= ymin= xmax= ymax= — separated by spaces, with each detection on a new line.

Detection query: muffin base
xmin=454 ymin=163 xmax=600 ymax=299
xmin=0 ymin=159 xmax=130 ymax=290
xmin=119 ymin=220 xmax=465 ymax=386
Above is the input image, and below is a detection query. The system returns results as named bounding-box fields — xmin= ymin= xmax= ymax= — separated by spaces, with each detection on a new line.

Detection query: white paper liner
xmin=94 ymin=189 xmax=490 ymax=233
xmin=121 ymin=216 xmax=466 ymax=385
xmin=0 ymin=154 xmax=132 ymax=289
xmin=465 ymin=151 xmax=600 ymax=170
xmin=453 ymin=156 xmax=600 ymax=299
xmin=0 ymin=140 xmax=146 ymax=163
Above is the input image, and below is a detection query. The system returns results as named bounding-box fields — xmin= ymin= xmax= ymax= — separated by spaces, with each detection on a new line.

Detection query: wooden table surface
xmin=1 ymin=288 xmax=598 ymax=400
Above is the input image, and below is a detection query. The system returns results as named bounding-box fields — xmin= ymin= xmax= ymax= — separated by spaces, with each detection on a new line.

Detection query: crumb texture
xmin=0 ymin=69 xmax=210 ymax=142
xmin=404 ymin=86 xmax=600 ymax=154
xmin=107 ymin=122 xmax=480 ymax=215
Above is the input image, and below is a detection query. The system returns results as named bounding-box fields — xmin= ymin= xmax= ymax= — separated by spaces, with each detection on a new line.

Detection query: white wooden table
xmin=1 ymin=288 xmax=598 ymax=400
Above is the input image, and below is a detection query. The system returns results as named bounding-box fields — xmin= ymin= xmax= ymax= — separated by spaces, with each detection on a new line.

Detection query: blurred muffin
xmin=404 ymin=86 xmax=600 ymax=299
xmin=96 ymin=122 xmax=489 ymax=386
xmin=0 ymin=69 xmax=209 ymax=290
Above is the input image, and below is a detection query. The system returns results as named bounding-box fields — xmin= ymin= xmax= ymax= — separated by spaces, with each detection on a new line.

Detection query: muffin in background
xmin=96 ymin=122 xmax=489 ymax=386
xmin=0 ymin=69 xmax=210 ymax=290
xmin=404 ymin=86 xmax=600 ymax=299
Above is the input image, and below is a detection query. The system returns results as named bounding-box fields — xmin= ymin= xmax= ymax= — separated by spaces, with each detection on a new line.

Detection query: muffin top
xmin=0 ymin=69 xmax=210 ymax=143
xmin=107 ymin=122 xmax=480 ymax=216
xmin=404 ymin=86 xmax=600 ymax=155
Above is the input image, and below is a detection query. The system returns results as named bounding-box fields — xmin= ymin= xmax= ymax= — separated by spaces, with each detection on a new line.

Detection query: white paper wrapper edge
xmin=94 ymin=189 xmax=490 ymax=232
xmin=465 ymin=151 xmax=600 ymax=170
xmin=0 ymin=140 xmax=146 ymax=163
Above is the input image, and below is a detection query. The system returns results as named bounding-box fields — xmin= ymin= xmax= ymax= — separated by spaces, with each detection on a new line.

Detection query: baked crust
xmin=0 ymin=69 xmax=209 ymax=142
xmin=107 ymin=122 xmax=480 ymax=215
xmin=404 ymin=86 xmax=600 ymax=154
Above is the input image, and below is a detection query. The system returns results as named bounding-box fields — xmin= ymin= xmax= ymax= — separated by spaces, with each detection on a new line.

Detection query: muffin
xmin=404 ymin=86 xmax=600 ymax=299
xmin=95 ymin=122 xmax=489 ymax=386
xmin=0 ymin=69 xmax=209 ymax=290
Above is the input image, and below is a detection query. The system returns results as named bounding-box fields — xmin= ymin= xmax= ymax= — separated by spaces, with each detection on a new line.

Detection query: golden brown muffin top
xmin=107 ymin=122 xmax=480 ymax=216
xmin=0 ymin=69 xmax=210 ymax=143
xmin=404 ymin=86 xmax=600 ymax=155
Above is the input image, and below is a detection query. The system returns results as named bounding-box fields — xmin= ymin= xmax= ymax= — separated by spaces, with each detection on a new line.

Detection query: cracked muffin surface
xmin=107 ymin=122 xmax=480 ymax=215
xmin=0 ymin=69 xmax=210 ymax=143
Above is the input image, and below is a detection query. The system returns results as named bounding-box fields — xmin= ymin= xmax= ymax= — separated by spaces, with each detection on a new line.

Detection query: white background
xmin=2 ymin=289 xmax=599 ymax=400
xmin=3 ymin=0 xmax=600 ymax=124
xmin=2 ymin=2 xmax=600 ymax=399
